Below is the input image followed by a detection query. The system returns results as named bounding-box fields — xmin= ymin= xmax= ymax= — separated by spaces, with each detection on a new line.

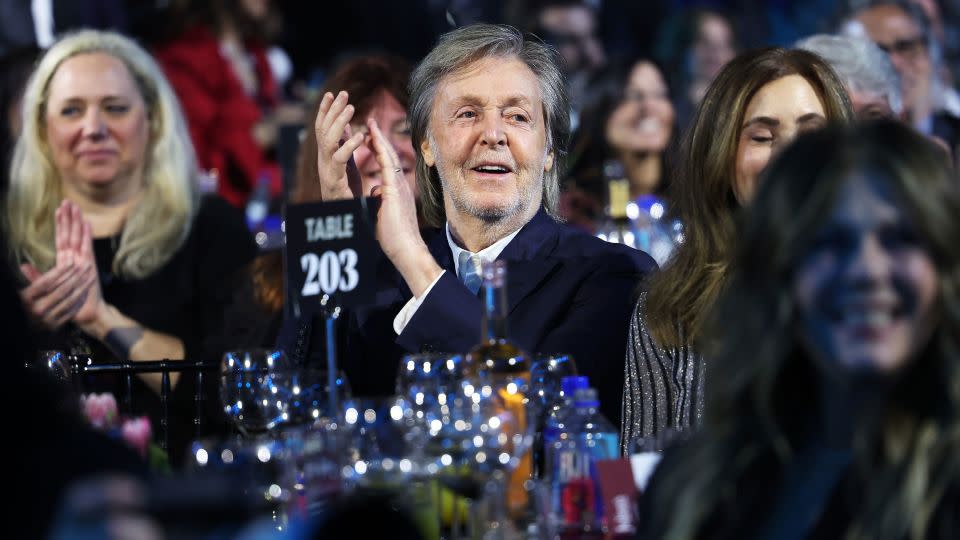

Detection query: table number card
xmin=284 ymin=198 xmax=381 ymax=318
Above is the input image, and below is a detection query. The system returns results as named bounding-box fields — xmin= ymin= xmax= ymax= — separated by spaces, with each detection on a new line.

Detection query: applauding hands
xmin=19 ymin=200 xmax=102 ymax=330
xmin=313 ymin=90 xmax=441 ymax=297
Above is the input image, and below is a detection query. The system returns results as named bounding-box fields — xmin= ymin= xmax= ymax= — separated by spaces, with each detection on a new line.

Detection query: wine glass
xmin=220 ymin=349 xmax=291 ymax=436
xmin=416 ymin=376 xmax=535 ymax=538
xmin=35 ymin=350 xmax=70 ymax=382
xmin=268 ymin=367 xmax=351 ymax=426
xmin=340 ymin=396 xmax=421 ymax=488
xmin=529 ymin=354 xmax=578 ymax=478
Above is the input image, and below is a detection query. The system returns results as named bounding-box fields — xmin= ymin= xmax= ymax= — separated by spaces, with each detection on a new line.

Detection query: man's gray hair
xmin=408 ymin=23 xmax=570 ymax=228
xmin=797 ymin=33 xmax=903 ymax=115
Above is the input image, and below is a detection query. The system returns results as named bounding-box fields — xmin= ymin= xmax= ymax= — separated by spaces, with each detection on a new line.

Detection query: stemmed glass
xmin=414 ymin=375 xmax=536 ymax=539
xmin=529 ymin=354 xmax=578 ymax=478
xmin=220 ymin=349 xmax=291 ymax=436
xmin=221 ymin=350 xmax=351 ymax=436
xmin=35 ymin=350 xmax=71 ymax=382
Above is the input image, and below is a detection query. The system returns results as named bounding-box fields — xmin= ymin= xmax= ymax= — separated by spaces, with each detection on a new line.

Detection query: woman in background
xmin=639 ymin=121 xmax=960 ymax=540
xmin=6 ymin=30 xmax=257 ymax=464
xmin=654 ymin=8 xmax=737 ymax=130
xmin=562 ymin=59 xmax=675 ymax=233
xmin=621 ymin=47 xmax=853 ymax=452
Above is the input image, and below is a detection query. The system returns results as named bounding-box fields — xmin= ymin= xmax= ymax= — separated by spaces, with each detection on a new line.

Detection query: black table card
xmin=284 ymin=198 xmax=381 ymax=318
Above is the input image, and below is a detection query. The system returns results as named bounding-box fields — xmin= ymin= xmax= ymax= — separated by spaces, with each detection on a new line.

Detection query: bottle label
xmin=551 ymin=449 xmax=602 ymax=529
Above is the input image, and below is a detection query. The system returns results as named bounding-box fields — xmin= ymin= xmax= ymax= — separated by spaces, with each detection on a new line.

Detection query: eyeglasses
xmin=876 ymin=36 xmax=926 ymax=59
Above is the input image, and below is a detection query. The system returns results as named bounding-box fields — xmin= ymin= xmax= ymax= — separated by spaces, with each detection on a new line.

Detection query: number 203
xmin=300 ymin=249 xmax=359 ymax=296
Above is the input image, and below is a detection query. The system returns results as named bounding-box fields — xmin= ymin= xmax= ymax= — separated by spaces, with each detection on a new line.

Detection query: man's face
xmin=538 ymin=5 xmax=606 ymax=75
xmin=420 ymin=56 xmax=554 ymax=227
xmin=855 ymin=5 xmax=931 ymax=117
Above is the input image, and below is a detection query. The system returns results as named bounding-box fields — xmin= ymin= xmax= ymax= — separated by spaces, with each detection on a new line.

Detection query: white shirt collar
xmin=446 ymin=223 xmax=522 ymax=275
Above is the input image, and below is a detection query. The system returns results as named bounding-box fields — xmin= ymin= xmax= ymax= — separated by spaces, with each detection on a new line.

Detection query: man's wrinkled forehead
xmin=429 ymin=54 xmax=544 ymax=112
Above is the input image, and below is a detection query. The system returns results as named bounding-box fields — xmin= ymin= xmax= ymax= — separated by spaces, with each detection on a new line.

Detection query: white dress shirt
xmin=392 ymin=223 xmax=521 ymax=334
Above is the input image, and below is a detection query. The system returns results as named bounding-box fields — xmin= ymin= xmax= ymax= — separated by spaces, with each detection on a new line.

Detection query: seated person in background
xmin=5 ymin=30 xmax=257 ymax=464
xmin=225 ymin=54 xmax=414 ymax=349
xmin=562 ymin=58 xmax=676 ymax=233
xmin=638 ymin=121 xmax=960 ymax=540
xmin=621 ymin=47 xmax=854 ymax=452
xmin=796 ymin=34 xmax=903 ymax=120
xmin=153 ymin=0 xmax=298 ymax=208
xmin=292 ymin=23 xmax=656 ymax=425
xmin=843 ymin=1 xmax=960 ymax=157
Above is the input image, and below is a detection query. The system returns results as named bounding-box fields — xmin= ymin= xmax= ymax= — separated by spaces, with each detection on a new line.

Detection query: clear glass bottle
xmin=466 ymin=260 xmax=533 ymax=516
xmin=595 ymin=160 xmax=636 ymax=249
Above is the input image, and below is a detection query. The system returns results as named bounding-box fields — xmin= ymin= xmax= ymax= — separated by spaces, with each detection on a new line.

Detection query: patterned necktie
xmin=457 ymin=251 xmax=483 ymax=295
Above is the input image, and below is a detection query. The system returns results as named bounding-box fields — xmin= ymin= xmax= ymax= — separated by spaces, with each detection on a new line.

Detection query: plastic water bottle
xmin=547 ymin=387 xmax=619 ymax=538
xmin=543 ymin=376 xmax=590 ymax=453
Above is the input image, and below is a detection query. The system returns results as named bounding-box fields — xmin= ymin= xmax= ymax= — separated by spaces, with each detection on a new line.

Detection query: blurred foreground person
xmin=5 ymin=30 xmax=257 ymax=465
xmin=621 ymin=47 xmax=854 ymax=451
xmin=638 ymin=121 xmax=960 ymax=540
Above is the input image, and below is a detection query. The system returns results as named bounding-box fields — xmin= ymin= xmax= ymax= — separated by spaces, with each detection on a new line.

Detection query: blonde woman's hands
xmin=19 ymin=201 xmax=98 ymax=329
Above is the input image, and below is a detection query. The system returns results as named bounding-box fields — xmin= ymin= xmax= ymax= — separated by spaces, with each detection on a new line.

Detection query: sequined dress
xmin=620 ymin=292 xmax=705 ymax=454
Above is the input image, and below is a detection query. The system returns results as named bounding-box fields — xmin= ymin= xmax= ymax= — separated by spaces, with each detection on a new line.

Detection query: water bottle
xmin=542 ymin=376 xmax=590 ymax=455
xmin=547 ymin=387 xmax=619 ymax=538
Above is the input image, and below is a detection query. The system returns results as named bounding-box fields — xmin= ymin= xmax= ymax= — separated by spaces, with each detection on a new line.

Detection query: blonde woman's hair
xmin=6 ymin=29 xmax=199 ymax=279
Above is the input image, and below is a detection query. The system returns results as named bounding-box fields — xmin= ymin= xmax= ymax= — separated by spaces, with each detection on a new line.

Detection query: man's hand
xmin=314 ymin=91 xmax=364 ymax=200
xmin=366 ymin=118 xmax=442 ymax=296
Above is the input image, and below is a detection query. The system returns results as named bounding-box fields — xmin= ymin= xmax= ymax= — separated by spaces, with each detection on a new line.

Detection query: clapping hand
xmin=314 ymin=91 xmax=364 ymax=200
xmin=19 ymin=201 xmax=100 ymax=329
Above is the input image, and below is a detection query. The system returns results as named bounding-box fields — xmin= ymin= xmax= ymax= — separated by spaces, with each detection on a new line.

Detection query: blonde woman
xmin=6 ymin=30 xmax=256 ymax=462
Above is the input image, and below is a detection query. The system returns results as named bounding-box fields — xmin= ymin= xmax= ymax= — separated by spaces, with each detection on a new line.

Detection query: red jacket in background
xmin=154 ymin=26 xmax=280 ymax=208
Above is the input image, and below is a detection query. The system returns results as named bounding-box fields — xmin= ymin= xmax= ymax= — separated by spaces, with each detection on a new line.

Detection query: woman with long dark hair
xmin=639 ymin=121 xmax=960 ymax=539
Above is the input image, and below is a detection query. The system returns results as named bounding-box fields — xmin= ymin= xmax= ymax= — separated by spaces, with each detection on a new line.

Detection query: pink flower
xmin=82 ymin=393 xmax=118 ymax=429
xmin=121 ymin=417 xmax=153 ymax=458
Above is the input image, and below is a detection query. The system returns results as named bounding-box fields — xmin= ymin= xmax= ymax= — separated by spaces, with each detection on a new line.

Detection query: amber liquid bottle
xmin=465 ymin=259 xmax=532 ymax=515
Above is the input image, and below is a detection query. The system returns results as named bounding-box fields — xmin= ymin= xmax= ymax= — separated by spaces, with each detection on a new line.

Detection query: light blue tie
xmin=458 ymin=251 xmax=483 ymax=295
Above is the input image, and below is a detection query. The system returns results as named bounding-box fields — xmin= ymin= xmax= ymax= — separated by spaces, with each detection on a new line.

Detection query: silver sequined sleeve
xmin=620 ymin=292 xmax=705 ymax=455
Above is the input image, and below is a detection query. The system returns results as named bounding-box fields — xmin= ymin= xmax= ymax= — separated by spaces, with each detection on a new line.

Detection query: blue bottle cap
xmin=560 ymin=376 xmax=589 ymax=398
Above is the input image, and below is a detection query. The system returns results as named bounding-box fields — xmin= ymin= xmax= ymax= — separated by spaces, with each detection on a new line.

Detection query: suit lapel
xmin=429 ymin=209 xmax=563 ymax=312
xmin=498 ymin=210 xmax=562 ymax=313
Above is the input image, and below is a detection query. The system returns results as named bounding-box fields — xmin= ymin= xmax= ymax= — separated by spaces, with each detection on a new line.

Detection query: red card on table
xmin=596 ymin=459 xmax=638 ymax=539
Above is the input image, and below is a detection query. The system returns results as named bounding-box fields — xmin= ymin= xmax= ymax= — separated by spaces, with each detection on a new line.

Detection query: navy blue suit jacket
xmin=282 ymin=208 xmax=656 ymax=426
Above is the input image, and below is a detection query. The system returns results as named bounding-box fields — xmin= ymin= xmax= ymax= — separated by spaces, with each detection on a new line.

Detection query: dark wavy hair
xmin=565 ymin=58 xmax=677 ymax=202
xmin=644 ymin=121 xmax=960 ymax=540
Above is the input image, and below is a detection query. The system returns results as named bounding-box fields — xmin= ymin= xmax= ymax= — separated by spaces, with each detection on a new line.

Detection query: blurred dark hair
xmin=0 ymin=46 xmax=41 ymax=194
xmin=644 ymin=121 xmax=960 ymax=539
xmin=293 ymin=54 xmax=411 ymax=206
xmin=653 ymin=7 xmax=738 ymax=79
xmin=566 ymin=58 xmax=677 ymax=200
